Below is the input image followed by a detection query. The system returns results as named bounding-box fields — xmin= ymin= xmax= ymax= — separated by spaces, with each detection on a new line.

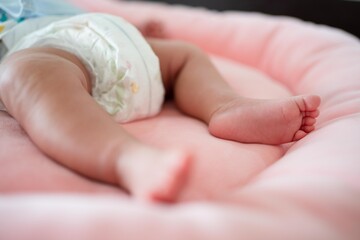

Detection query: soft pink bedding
xmin=1 ymin=0 xmax=360 ymax=239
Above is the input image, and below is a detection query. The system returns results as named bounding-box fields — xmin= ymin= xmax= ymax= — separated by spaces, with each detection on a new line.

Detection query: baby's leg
xmin=149 ymin=39 xmax=321 ymax=145
xmin=176 ymin=56 xmax=321 ymax=144
xmin=0 ymin=48 xmax=190 ymax=202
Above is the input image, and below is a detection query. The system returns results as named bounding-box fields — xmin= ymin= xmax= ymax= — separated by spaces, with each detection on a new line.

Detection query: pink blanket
xmin=1 ymin=0 xmax=360 ymax=239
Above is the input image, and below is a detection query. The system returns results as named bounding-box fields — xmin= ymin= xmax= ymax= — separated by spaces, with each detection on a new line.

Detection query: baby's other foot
xmin=209 ymin=95 xmax=321 ymax=145
xmin=139 ymin=20 xmax=166 ymax=38
xmin=116 ymin=145 xmax=191 ymax=202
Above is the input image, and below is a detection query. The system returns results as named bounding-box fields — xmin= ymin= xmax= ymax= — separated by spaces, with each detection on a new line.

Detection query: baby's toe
xmin=303 ymin=95 xmax=321 ymax=111
xmin=305 ymin=110 xmax=320 ymax=118
xmin=302 ymin=117 xmax=316 ymax=126
xmin=292 ymin=130 xmax=307 ymax=141
xmin=301 ymin=125 xmax=315 ymax=133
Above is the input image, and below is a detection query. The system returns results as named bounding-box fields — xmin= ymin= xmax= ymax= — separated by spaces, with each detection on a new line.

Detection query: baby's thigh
xmin=1 ymin=47 xmax=91 ymax=91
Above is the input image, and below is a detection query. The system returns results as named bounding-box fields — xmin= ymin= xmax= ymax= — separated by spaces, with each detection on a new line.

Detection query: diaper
xmin=4 ymin=13 xmax=165 ymax=123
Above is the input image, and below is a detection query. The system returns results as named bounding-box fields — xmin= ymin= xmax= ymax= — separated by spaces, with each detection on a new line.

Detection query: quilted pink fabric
xmin=1 ymin=0 xmax=359 ymax=239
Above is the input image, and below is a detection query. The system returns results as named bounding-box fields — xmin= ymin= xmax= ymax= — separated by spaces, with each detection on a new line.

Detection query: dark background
xmin=129 ymin=0 xmax=360 ymax=39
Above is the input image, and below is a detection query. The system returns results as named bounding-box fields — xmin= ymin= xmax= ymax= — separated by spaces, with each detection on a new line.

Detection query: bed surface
xmin=1 ymin=0 xmax=360 ymax=239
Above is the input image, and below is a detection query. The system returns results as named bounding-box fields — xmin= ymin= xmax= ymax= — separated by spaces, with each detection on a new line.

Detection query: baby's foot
xmin=139 ymin=20 xmax=166 ymax=38
xmin=116 ymin=145 xmax=191 ymax=202
xmin=208 ymin=95 xmax=321 ymax=144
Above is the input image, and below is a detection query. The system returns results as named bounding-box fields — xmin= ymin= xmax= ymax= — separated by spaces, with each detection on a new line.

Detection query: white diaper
xmin=4 ymin=13 xmax=165 ymax=123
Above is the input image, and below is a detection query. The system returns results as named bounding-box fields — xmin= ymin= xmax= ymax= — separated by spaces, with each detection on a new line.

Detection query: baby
xmin=0 ymin=2 xmax=320 ymax=202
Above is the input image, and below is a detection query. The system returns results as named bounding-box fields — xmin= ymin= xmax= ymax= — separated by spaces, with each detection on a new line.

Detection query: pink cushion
xmin=1 ymin=0 xmax=359 ymax=239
